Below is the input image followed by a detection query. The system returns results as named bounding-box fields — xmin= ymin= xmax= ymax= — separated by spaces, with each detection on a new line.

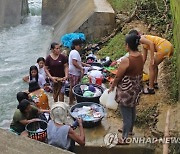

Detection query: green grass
xmin=98 ymin=0 xmax=136 ymax=61
xmin=107 ymin=0 xmax=135 ymax=12
xmin=98 ymin=32 xmax=127 ymax=60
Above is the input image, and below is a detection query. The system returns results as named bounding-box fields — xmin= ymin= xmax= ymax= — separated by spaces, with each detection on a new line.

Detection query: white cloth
xmin=35 ymin=63 xmax=47 ymax=79
xmin=69 ymin=49 xmax=82 ymax=76
xmin=29 ymin=74 xmax=46 ymax=88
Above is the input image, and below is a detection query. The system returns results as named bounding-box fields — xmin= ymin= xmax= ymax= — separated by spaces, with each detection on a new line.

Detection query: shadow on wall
xmin=41 ymin=0 xmax=115 ymax=42
xmin=0 ymin=0 xmax=29 ymax=28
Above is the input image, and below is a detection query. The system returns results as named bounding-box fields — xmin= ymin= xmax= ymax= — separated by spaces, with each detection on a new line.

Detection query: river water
xmin=0 ymin=0 xmax=53 ymax=129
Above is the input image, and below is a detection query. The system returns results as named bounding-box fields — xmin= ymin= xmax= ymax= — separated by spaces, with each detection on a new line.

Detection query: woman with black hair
xmin=68 ymin=39 xmax=91 ymax=105
xmin=129 ymin=29 xmax=174 ymax=94
xmin=10 ymin=99 xmax=40 ymax=136
xmin=44 ymin=42 xmax=68 ymax=102
xmin=10 ymin=99 xmax=49 ymax=136
xmin=23 ymin=65 xmax=46 ymax=88
xmin=16 ymin=91 xmax=35 ymax=106
xmin=108 ymin=34 xmax=144 ymax=144
xmin=35 ymin=57 xmax=47 ymax=80
xmin=28 ymin=80 xmax=50 ymax=110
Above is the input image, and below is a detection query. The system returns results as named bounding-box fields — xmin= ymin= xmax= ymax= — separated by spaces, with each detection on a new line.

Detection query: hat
xmin=50 ymin=102 xmax=69 ymax=124
xmin=28 ymin=80 xmax=40 ymax=93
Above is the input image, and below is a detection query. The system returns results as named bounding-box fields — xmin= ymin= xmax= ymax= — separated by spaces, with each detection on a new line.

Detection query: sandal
xmin=153 ymin=83 xmax=159 ymax=89
xmin=143 ymin=88 xmax=155 ymax=94
xmin=118 ymin=129 xmax=135 ymax=136
xmin=146 ymin=82 xmax=159 ymax=90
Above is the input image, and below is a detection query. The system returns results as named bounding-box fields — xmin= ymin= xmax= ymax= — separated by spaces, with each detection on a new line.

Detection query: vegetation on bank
xmin=98 ymin=33 xmax=126 ymax=60
xmin=170 ymin=1 xmax=179 ymax=101
xmin=100 ymin=1 xmax=179 ymax=152
xmin=107 ymin=0 xmax=135 ymax=12
xmin=100 ymin=0 xmax=178 ymax=102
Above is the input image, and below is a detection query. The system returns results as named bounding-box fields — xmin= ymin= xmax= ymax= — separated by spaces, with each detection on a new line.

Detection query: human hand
xmin=109 ymin=80 xmax=113 ymax=85
xmin=108 ymin=86 xmax=114 ymax=93
xmin=77 ymin=118 xmax=83 ymax=127
xmin=87 ymin=64 xmax=91 ymax=67
xmin=32 ymin=118 xmax=41 ymax=122
xmin=80 ymin=68 xmax=84 ymax=79
xmin=62 ymin=76 xmax=68 ymax=81
xmin=110 ymin=61 xmax=117 ymax=67
xmin=51 ymin=77 xmax=58 ymax=83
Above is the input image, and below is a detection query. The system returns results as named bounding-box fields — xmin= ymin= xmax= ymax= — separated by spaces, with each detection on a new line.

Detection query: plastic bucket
xmin=72 ymin=83 xmax=104 ymax=103
xmin=25 ymin=120 xmax=47 ymax=142
xmin=89 ymin=76 xmax=103 ymax=85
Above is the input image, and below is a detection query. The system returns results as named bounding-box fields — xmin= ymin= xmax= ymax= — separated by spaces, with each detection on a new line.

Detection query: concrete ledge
xmin=0 ymin=128 xmax=73 ymax=154
xmin=75 ymin=145 xmax=155 ymax=154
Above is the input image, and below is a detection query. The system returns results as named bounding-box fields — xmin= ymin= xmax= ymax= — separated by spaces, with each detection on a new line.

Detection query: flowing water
xmin=0 ymin=0 xmax=53 ymax=129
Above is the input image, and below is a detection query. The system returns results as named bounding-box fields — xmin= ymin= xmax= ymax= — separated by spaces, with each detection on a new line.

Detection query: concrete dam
xmin=42 ymin=0 xmax=115 ymax=42
xmin=0 ymin=0 xmax=115 ymax=42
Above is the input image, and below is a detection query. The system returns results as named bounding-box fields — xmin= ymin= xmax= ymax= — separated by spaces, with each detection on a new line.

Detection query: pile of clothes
xmin=71 ymin=104 xmax=104 ymax=121
xmin=74 ymin=84 xmax=102 ymax=97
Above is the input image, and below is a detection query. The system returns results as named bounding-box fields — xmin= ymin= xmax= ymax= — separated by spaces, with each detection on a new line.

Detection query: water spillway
xmin=0 ymin=0 xmax=53 ymax=129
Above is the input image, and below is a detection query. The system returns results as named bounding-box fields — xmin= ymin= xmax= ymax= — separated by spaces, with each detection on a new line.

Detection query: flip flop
xmin=143 ymin=88 xmax=155 ymax=94
xmin=118 ymin=129 xmax=135 ymax=136
xmin=146 ymin=82 xmax=159 ymax=90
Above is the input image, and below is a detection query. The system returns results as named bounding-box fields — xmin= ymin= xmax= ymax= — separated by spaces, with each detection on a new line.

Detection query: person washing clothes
xmin=47 ymin=102 xmax=85 ymax=152
xmin=68 ymin=39 xmax=91 ymax=105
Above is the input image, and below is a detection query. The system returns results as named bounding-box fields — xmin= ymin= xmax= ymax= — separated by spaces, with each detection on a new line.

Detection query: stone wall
xmin=170 ymin=0 xmax=180 ymax=100
xmin=0 ymin=0 xmax=29 ymax=28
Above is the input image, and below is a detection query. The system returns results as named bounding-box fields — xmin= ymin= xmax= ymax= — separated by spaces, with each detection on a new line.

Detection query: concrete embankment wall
xmin=76 ymin=0 xmax=115 ymax=40
xmin=0 ymin=0 xmax=29 ymax=28
xmin=0 ymin=128 xmax=73 ymax=154
xmin=42 ymin=0 xmax=115 ymax=42
xmin=75 ymin=145 xmax=155 ymax=154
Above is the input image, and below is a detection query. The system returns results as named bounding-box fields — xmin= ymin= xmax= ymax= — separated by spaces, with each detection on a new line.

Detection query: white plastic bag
xmin=99 ymin=87 xmax=118 ymax=110
xmin=99 ymin=89 xmax=108 ymax=107
xmin=106 ymin=87 xmax=118 ymax=110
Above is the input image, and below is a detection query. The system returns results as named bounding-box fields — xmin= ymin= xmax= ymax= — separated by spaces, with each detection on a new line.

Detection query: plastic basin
xmin=72 ymin=83 xmax=104 ymax=103
xmin=69 ymin=102 xmax=105 ymax=128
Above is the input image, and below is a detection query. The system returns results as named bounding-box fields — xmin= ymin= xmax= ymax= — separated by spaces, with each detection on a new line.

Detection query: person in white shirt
xmin=68 ymin=39 xmax=90 ymax=105
xmin=35 ymin=57 xmax=47 ymax=80
xmin=23 ymin=65 xmax=46 ymax=88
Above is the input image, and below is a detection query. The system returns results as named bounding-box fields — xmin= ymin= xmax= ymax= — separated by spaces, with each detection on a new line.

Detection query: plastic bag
xmin=106 ymin=87 xmax=118 ymax=110
xmin=61 ymin=33 xmax=85 ymax=49
xmin=99 ymin=89 xmax=108 ymax=107
xmin=99 ymin=87 xmax=118 ymax=110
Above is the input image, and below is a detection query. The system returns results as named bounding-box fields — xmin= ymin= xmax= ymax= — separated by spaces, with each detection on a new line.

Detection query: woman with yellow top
xmin=129 ymin=30 xmax=173 ymax=94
